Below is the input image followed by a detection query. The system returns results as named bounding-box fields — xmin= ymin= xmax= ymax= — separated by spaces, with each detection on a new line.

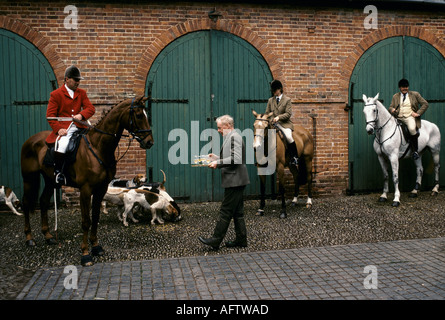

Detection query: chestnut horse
xmin=252 ymin=111 xmax=314 ymax=218
xmin=20 ymin=96 xmax=153 ymax=266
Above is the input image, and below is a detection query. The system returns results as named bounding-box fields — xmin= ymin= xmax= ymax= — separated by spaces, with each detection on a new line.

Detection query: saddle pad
xmin=43 ymin=130 xmax=86 ymax=167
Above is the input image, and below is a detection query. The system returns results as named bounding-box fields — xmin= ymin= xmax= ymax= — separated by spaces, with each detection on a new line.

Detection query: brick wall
xmin=1 ymin=0 xmax=444 ymax=204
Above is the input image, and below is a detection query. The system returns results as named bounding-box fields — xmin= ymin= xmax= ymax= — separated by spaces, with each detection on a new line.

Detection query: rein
xmin=365 ymin=102 xmax=408 ymax=156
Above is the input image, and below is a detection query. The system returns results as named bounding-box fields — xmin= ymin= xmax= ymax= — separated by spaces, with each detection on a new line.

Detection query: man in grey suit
xmin=198 ymin=115 xmax=250 ymax=250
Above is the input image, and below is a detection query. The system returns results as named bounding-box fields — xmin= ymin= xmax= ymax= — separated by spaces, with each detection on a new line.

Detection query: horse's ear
xmin=374 ymin=93 xmax=379 ymax=101
xmin=267 ymin=112 xmax=274 ymax=118
xmin=252 ymin=110 xmax=258 ymax=117
xmin=362 ymin=94 xmax=367 ymax=102
xmin=134 ymin=95 xmax=146 ymax=104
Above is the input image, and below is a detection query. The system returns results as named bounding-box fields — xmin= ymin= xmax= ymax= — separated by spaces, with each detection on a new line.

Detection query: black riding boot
xmin=198 ymin=216 xmax=231 ymax=250
xmin=287 ymin=141 xmax=299 ymax=167
xmin=54 ymin=151 xmax=67 ymax=187
xmin=226 ymin=217 xmax=247 ymax=248
xmin=411 ymin=133 xmax=420 ymax=160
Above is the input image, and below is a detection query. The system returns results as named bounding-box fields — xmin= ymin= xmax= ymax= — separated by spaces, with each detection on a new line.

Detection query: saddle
xmin=272 ymin=123 xmax=288 ymax=149
xmin=396 ymin=119 xmax=420 ymax=141
xmin=43 ymin=129 xmax=86 ymax=167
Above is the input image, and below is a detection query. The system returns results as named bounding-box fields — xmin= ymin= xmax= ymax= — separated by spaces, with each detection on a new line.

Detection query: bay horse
xmin=252 ymin=110 xmax=314 ymax=218
xmin=20 ymin=96 xmax=153 ymax=266
xmin=363 ymin=93 xmax=440 ymax=207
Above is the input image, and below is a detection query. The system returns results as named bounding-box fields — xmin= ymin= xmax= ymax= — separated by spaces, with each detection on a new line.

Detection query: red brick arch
xmin=0 ymin=16 xmax=66 ymax=84
xmin=339 ymin=25 xmax=445 ymax=101
xmin=134 ymin=19 xmax=282 ymax=95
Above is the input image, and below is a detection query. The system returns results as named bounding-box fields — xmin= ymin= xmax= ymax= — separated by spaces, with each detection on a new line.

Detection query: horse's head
xmin=252 ymin=110 xmax=273 ymax=149
xmin=125 ymin=95 xmax=154 ymax=149
xmin=362 ymin=93 xmax=380 ymax=135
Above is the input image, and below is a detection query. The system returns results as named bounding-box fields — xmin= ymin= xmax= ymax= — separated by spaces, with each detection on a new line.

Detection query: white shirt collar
xmin=65 ymin=84 xmax=74 ymax=99
xmin=276 ymin=94 xmax=283 ymax=101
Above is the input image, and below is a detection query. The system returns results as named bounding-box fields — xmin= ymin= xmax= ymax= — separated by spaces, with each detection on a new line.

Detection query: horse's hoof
xmin=409 ymin=193 xmax=418 ymax=198
xmin=81 ymin=254 xmax=94 ymax=267
xmin=392 ymin=201 xmax=400 ymax=207
xmin=306 ymin=204 xmax=312 ymax=209
xmin=25 ymin=239 xmax=36 ymax=247
xmin=279 ymin=212 xmax=287 ymax=219
xmin=291 ymin=202 xmax=298 ymax=207
xmin=256 ymin=209 xmax=264 ymax=216
xmin=378 ymin=197 xmax=387 ymax=202
xmin=431 ymin=191 xmax=439 ymax=197
xmin=46 ymin=238 xmax=58 ymax=245
xmin=92 ymin=245 xmax=105 ymax=257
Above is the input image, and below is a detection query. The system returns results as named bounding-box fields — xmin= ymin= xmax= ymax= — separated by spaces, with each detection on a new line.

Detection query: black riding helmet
xmin=65 ymin=65 xmax=84 ymax=81
xmin=270 ymin=80 xmax=283 ymax=95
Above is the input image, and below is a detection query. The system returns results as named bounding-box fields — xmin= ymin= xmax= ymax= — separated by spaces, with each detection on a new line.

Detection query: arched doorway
xmin=348 ymin=36 xmax=445 ymax=193
xmin=0 ymin=29 xmax=57 ymax=199
xmin=146 ymin=30 xmax=273 ymax=202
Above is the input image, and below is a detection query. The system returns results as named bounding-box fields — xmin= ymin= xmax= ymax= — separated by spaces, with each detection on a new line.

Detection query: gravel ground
xmin=1 ymin=191 xmax=445 ymax=299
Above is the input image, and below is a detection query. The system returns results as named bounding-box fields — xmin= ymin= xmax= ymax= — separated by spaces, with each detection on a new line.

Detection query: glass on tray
xmin=193 ymin=155 xmax=212 ymax=166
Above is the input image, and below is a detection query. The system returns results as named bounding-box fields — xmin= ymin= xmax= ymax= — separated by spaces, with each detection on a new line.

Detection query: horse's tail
xmin=297 ymin=154 xmax=308 ymax=185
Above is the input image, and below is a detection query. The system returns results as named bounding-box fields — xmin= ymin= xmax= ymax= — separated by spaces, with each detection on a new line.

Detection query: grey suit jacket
xmin=265 ymin=94 xmax=294 ymax=130
xmin=215 ymin=129 xmax=250 ymax=188
xmin=388 ymin=90 xmax=429 ymax=129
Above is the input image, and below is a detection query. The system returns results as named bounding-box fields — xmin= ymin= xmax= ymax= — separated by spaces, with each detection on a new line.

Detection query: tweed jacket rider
xmin=265 ymin=94 xmax=294 ymax=130
xmin=388 ymin=91 xmax=429 ymax=129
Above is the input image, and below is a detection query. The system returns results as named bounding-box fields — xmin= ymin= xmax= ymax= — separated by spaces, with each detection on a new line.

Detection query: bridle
xmin=75 ymin=98 xmax=152 ymax=143
xmin=127 ymin=98 xmax=152 ymax=144
xmin=253 ymin=118 xmax=272 ymax=141
xmin=77 ymin=98 xmax=153 ymax=167
xmin=365 ymin=102 xmax=391 ymax=133
xmin=364 ymin=102 xmax=402 ymax=148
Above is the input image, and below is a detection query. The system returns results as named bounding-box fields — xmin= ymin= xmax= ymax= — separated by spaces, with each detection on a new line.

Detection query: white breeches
xmin=399 ymin=116 xmax=417 ymax=135
xmin=55 ymin=123 xmax=79 ymax=153
xmin=273 ymin=122 xmax=294 ymax=143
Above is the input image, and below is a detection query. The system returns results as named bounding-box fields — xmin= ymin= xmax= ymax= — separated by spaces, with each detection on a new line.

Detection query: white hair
xmin=216 ymin=115 xmax=234 ymax=128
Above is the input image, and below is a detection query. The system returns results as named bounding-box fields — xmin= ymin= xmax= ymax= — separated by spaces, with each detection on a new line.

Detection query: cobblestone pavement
xmin=17 ymin=237 xmax=445 ymax=300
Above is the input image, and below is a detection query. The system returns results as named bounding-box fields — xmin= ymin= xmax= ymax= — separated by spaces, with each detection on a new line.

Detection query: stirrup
xmin=290 ymin=157 xmax=299 ymax=168
xmin=55 ymin=172 xmax=66 ymax=186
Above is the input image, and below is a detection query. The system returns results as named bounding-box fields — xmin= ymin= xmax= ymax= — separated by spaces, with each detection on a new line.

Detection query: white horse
xmin=362 ymin=93 xmax=441 ymax=207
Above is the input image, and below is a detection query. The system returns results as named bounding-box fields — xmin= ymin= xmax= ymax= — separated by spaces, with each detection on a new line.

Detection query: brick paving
xmin=17 ymin=237 xmax=445 ymax=300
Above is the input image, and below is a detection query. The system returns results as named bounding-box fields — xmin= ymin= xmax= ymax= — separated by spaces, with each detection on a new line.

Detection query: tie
xmin=276 ymin=97 xmax=280 ymax=104
xmin=403 ymin=93 xmax=407 ymax=102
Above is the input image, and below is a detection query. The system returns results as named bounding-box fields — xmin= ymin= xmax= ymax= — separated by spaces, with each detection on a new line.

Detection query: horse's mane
xmin=375 ymin=99 xmax=385 ymax=109
xmin=375 ymin=99 xmax=390 ymax=115
xmin=94 ymin=99 xmax=128 ymax=127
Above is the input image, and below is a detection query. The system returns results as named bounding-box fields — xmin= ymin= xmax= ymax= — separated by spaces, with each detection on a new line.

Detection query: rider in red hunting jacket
xmin=46 ymin=65 xmax=95 ymax=186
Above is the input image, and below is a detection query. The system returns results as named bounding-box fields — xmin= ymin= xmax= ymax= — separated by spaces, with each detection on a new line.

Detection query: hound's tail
xmin=160 ymin=169 xmax=166 ymax=187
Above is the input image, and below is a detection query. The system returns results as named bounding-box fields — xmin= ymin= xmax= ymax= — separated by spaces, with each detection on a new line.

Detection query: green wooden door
xmin=146 ymin=30 xmax=273 ymax=202
xmin=349 ymin=36 xmax=445 ymax=193
xmin=0 ymin=29 xmax=57 ymax=200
